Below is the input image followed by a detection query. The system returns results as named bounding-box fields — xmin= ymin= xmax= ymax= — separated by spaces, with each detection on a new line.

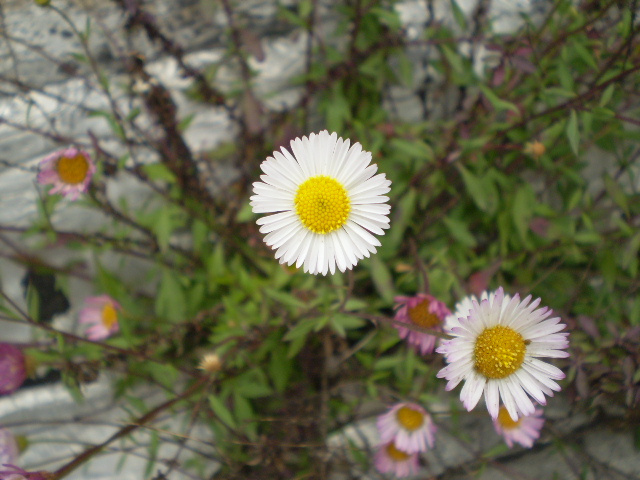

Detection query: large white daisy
xmin=436 ymin=287 xmax=569 ymax=421
xmin=250 ymin=131 xmax=391 ymax=275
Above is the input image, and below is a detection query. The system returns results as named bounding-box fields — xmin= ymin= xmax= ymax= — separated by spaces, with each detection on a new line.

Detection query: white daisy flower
xmin=436 ymin=287 xmax=570 ymax=421
xmin=250 ymin=131 xmax=391 ymax=275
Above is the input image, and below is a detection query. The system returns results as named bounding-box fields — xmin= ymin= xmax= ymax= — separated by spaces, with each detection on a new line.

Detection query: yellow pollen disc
xmin=294 ymin=175 xmax=350 ymax=234
xmin=56 ymin=153 xmax=89 ymax=184
xmin=386 ymin=442 xmax=411 ymax=462
xmin=474 ymin=325 xmax=526 ymax=379
xmin=408 ymin=299 xmax=441 ymax=328
xmin=101 ymin=303 xmax=118 ymax=329
xmin=396 ymin=406 xmax=424 ymax=431
xmin=497 ymin=406 xmax=522 ymax=429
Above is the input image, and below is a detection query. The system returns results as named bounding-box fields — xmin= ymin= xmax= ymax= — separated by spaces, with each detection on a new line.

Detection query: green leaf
xmin=512 ymin=185 xmax=536 ymax=243
xmin=87 ymin=109 xmax=126 ymax=140
xmin=155 ymin=270 xmax=186 ymax=322
xmin=440 ymin=45 xmax=466 ymax=76
xmin=566 ymin=110 xmax=580 ymax=156
xmin=25 ymin=283 xmax=40 ymax=322
xmin=147 ymin=363 xmax=179 ymax=391
xmin=178 ymin=113 xmax=196 ymax=132
xmin=298 ymin=0 xmax=312 ymax=19
xmin=574 ymin=231 xmax=601 ymax=245
xmin=153 ymin=205 xmax=175 ymax=252
xmin=458 ymin=165 xmax=499 ymax=215
xmin=622 ymin=231 xmax=640 ymax=276
xmin=142 ymin=163 xmax=177 ymax=183
xmin=599 ymin=84 xmax=615 ymax=107
xmin=208 ymin=395 xmax=236 ymax=429
xmin=389 ymin=138 xmax=434 ymax=161
xmin=268 ymin=345 xmax=293 ymax=392
xmin=449 ymin=0 xmax=467 ymax=30
xmin=371 ymin=7 xmax=402 ymax=30
xmin=144 ymin=431 xmax=160 ymax=478
xmin=479 ymin=85 xmax=520 ymax=114
xmin=442 ymin=216 xmax=477 ymax=247
xmin=396 ymin=51 xmax=414 ymax=87
xmin=329 ymin=314 xmax=365 ymax=337
xmin=283 ymin=319 xmax=316 ymax=341
xmin=368 ymin=256 xmax=394 ymax=304
xmin=571 ymin=39 xmax=598 ymax=69
xmin=264 ymin=288 xmax=306 ymax=309
xmin=603 ymin=173 xmax=630 ymax=218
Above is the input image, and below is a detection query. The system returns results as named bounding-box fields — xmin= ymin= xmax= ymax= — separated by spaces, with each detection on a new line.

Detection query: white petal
xmin=485 ymin=380 xmax=500 ymax=419
xmin=257 ymin=211 xmax=298 ymax=233
xmin=461 ymin=372 xmax=485 ymax=411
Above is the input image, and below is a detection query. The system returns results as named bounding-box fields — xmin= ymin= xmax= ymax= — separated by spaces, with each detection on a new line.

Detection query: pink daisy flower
xmin=37 ymin=147 xmax=95 ymax=200
xmin=0 ymin=429 xmax=18 ymax=467
xmin=0 ymin=344 xmax=27 ymax=395
xmin=377 ymin=402 xmax=436 ymax=453
xmin=79 ymin=295 xmax=121 ymax=341
xmin=374 ymin=442 xmax=419 ymax=478
xmin=437 ymin=287 xmax=569 ymax=421
xmin=393 ymin=293 xmax=450 ymax=354
xmin=493 ymin=406 xmax=545 ymax=448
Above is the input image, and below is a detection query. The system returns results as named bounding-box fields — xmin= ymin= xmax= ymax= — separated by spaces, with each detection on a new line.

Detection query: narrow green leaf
xmin=603 ymin=173 xmax=630 ymax=217
xmin=479 ymin=85 xmax=519 ymax=114
xmin=155 ymin=270 xmax=186 ymax=322
xmin=599 ymin=84 xmax=615 ymax=107
xmin=269 ymin=345 xmax=293 ymax=393
xmin=25 ymin=283 xmax=40 ymax=322
xmin=442 ymin=216 xmax=477 ymax=247
xmin=368 ymin=256 xmax=394 ymax=304
xmin=449 ymin=0 xmax=467 ymax=30
xmin=458 ymin=165 xmax=499 ymax=215
xmin=566 ymin=110 xmax=580 ymax=156
xmin=208 ymin=395 xmax=237 ymax=429
xmin=512 ymin=185 xmax=536 ymax=243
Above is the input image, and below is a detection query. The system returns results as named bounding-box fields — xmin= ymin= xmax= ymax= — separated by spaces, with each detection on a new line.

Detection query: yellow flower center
xmin=396 ymin=406 xmax=424 ymax=431
xmin=497 ymin=406 xmax=522 ymax=429
xmin=56 ymin=153 xmax=89 ymax=184
xmin=101 ymin=303 xmax=118 ymax=329
xmin=294 ymin=175 xmax=350 ymax=234
xmin=386 ymin=442 xmax=411 ymax=462
xmin=474 ymin=325 xmax=526 ymax=379
xmin=408 ymin=299 xmax=441 ymax=328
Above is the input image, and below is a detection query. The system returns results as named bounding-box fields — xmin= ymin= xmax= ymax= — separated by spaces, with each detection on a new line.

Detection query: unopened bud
xmin=198 ymin=353 xmax=222 ymax=374
xmin=524 ymin=140 xmax=545 ymax=159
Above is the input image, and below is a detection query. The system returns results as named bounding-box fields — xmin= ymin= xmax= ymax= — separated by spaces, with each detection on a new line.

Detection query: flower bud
xmin=0 ymin=344 xmax=27 ymax=395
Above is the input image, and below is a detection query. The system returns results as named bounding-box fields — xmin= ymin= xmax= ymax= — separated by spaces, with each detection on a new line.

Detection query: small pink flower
xmin=0 ymin=345 xmax=27 ymax=395
xmin=79 ymin=295 xmax=121 ymax=341
xmin=37 ymin=147 xmax=95 ymax=200
xmin=0 ymin=465 xmax=53 ymax=480
xmin=377 ymin=402 xmax=436 ymax=453
xmin=374 ymin=442 xmax=419 ymax=478
xmin=493 ymin=406 xmax=545 ymax=448
xmin=0 ymin=430 xmax=18 ymax=467
xmin=393 ymin=293 xmax=451 ymax=354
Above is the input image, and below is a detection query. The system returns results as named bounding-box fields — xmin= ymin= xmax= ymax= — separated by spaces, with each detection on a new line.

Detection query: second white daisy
xmin=436 ymin=287 xmax=569 ymax=421
xmin=250 ymin=131 xmax=391 ymax=275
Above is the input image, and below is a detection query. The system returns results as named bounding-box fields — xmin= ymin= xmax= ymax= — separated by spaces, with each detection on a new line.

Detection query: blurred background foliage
xmin=1 ymin=0 xmax=640 ymax=478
